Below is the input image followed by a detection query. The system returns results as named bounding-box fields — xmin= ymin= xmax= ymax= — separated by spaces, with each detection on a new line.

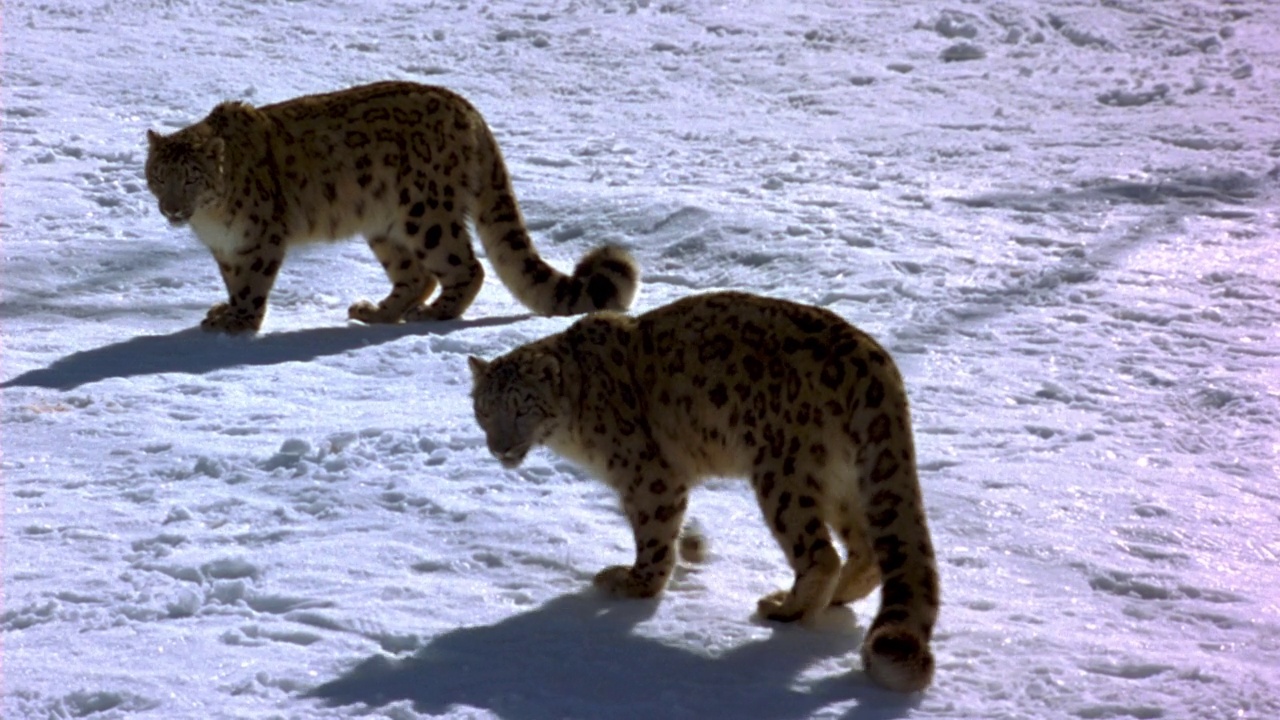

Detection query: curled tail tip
xmin=573 ymin=244 xmax=640 ymax=311
xmin=861 ymin=625 xmax=935 ymax=693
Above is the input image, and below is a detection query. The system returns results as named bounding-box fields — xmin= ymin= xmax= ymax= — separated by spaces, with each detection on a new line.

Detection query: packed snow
xmin=3 ymin=1 xmax=1278 ymax=718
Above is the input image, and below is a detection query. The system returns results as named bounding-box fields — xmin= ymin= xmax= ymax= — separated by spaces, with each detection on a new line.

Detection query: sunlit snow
xmin=3 ymin=1 xmax=1278 ymax=718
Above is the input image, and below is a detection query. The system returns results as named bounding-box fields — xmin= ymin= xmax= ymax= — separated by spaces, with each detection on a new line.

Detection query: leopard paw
xmin=592 ymin=565 xmax=664 ymax=599
xmin=203 ymin=302 xmax=232 ymax=322
xmin=201 ymin=304 xmax=261 ymax=334
xmin=403 ymin=303 xmax=463 ymax=322
xmin=757 ymin=590 xmax=806 ymax=623
xmin=347 ymin=299 xmax=403 ymax=324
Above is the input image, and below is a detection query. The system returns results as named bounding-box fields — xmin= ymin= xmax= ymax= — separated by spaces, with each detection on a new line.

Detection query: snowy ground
xmin=3 ymin=1 xmax=1279 ymax=718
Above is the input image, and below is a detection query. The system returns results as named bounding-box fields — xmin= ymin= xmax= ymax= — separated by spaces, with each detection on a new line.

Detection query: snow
xmin=3 ymin=0 xmax=1278 ymax=718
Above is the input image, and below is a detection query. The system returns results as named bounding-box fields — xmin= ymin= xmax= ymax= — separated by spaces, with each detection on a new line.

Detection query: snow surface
xmin=3 ymin=1 xmax=1279 ymax=718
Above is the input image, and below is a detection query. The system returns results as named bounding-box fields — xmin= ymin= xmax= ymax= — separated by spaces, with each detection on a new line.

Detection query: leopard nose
xmin=495 ymin=448 xmax=525 ymax=468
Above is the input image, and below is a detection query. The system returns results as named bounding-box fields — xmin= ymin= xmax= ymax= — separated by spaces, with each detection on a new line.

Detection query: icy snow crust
xmin=3 ymin=1 xmax=1278 ymax=718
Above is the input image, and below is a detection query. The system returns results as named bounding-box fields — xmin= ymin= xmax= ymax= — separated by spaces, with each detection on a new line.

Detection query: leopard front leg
xmin=593 ymin=467 xmax=691 ymax=599
xmin=206 ymin=240 xmax=285 ymax=334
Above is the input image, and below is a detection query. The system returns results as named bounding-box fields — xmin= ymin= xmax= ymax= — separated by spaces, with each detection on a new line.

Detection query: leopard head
xmin=468 ymin=351 xmax=564 ymax=469
xmin=145 ymin=127 xmax=226 ymax=225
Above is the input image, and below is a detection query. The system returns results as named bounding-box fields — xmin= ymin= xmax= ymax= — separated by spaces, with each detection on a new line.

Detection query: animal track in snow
xmin=1089 ymin=570 xmax=1247 ymax=605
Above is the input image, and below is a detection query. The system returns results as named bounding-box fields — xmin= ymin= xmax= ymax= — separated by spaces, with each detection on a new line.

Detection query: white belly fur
xmin=188 ymin=212 xmax=249 ymax=256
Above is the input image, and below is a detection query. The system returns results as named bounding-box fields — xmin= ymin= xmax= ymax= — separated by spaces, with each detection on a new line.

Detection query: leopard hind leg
xmin=752 ymin=459 xmax=841 ymax=624
xmin=405 ymin=218 xmax=485 ymax=321
xmin=830 ymin=504 xmax=881 ymax=606
xmin=349 ymin=233 xmax=438 ymax=323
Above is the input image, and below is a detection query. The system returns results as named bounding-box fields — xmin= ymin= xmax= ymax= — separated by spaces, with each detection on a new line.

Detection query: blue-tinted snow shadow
xmin=307 ymin=590 xmax=918 ymax=720
xmin=925 ymin=170 xmax=1273 ymax=328
xmin=948 ymin=170 xmax=1265 ymax=212
xmin=0 ymin=314 xmax=531 ymax=391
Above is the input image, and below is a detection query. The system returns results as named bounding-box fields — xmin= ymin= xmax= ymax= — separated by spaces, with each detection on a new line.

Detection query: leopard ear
xmin=203 ymin=136 xmax=225 ymax=161
xmin=534 ymin=354 xmax=560 ymax=384
xmin=203 ymin=137 xmax=226 ymax=178
xmin=206 ymin=100 xmax=247 ymax=129
xmin=467 ymin=356 xmax=490 ymax=383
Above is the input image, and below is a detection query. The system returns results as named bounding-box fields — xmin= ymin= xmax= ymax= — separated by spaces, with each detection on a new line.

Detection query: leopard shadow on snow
xmin=308 ymin=590 xmax=920 ymax=720
xmin=0 ymin=314 xmax=528 ymax=391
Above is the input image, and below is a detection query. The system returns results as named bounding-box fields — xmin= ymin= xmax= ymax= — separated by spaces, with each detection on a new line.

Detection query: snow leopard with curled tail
xmin=145 ymin=81 xmax=638 ymax=333
xmin=469 ymin=291 xmax=940 ymax=692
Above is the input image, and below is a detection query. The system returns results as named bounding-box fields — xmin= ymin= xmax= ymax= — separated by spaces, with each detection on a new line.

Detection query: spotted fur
xmin=468 ymin=291 xmax=940 ymax=692
xmin=145 ymin=81 xmax=639 ymax=333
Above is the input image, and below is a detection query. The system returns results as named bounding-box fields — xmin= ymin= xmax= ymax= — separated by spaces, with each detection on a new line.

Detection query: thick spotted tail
xmin=470 ymin=122 xmax=639 ymax=316
xmin=855 ymin=390 xmax=940 ymax=693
